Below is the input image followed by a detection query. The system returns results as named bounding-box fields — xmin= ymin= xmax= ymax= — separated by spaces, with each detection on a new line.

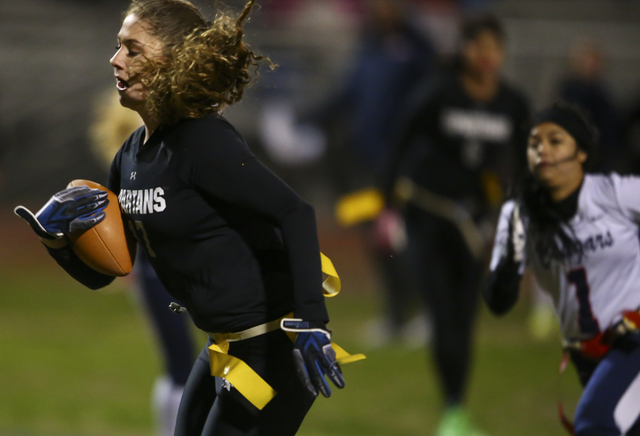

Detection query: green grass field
xmin=0 ymin=213 xmax=583 ymax=435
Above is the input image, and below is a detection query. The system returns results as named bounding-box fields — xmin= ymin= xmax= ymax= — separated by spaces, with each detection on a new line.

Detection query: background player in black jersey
xmin=15 ymin=1 xmax=347 ymax=435
xmin=384 ymin=15 xmax=531 ymax=436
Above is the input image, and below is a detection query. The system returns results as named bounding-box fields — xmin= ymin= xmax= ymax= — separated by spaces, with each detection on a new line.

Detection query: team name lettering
xmin=563 ymin=231 xmax=614 ymax=259
xmin=118 ymin=188 xmax=166 ymax=215
xmin=542 ymin=231 xmax=615 ymax=268
xmin=442 ymin=109 xmax=512 ymax=142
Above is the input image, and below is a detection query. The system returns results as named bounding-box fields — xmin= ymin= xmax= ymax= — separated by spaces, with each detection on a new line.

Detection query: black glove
xmin=15 ymin=186 xmax=109 ymax=240
xmin=281 ymin=318 xmax=345 ymax=398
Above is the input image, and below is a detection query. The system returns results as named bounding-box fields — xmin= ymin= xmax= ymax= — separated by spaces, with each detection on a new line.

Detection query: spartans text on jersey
xmin=118 ymin=188 xmax=166 ymax=214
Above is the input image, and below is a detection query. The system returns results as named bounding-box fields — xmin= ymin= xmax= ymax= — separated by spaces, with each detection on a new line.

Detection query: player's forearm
xmin=45 ymin=245 xmax=115 ymax=290
xmin=483 ymin=257 xmax=522 ymax=316
xmin=279 ymin=201 xmax=329 ymax=323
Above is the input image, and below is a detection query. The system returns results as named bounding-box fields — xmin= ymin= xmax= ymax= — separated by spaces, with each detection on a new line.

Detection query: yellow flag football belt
xmin=205 ymin=252 xmax=365 ymax=410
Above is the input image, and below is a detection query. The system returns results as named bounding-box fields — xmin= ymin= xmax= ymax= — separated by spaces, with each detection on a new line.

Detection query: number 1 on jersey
xmin=567 ymin=268 xmax=599 ymax=335
xmin=128 ymin=220 xmax=157 ymax=258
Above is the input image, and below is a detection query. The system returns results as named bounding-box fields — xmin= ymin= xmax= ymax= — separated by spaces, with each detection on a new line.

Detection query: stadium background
xmin=1 ymin=0 xmax=640 ymax=434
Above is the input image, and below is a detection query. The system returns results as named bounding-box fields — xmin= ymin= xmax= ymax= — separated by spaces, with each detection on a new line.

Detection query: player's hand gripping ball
xmin=66 ymin=180 xmax=133 ymax=276
xmin=15 ymin=180 xmax=133 ymax=276
xmin=15 ymin=185 xmax=109 ymax=238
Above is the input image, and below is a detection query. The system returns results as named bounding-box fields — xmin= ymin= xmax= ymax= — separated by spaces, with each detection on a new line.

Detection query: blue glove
xmin=14 ymin=186 xmax=109 ymax=240
xmin=281 ymin=318 xmax=345 ymax=398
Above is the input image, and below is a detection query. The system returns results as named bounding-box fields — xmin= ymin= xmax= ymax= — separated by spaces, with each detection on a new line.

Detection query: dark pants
xmin=366 ymin=224 xmax=419 ymax=332
xmin=571 ymin=334 xmax=640 ymax=436
xmin=174 ymin=329 xmax=315 ymax=436
xmin=405 ymin=206 xmax=483 ymax=406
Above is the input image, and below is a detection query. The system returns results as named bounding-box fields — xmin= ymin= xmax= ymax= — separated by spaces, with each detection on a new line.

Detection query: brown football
xmin=66 ymin=179 xmax=133 ymax=276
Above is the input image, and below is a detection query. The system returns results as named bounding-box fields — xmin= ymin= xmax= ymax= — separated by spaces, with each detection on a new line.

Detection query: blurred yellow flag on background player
xmin=335 ymin=188 xmax=385 ymax=227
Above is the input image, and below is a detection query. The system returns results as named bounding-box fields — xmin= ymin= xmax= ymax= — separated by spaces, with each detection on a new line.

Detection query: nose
xmin=110 ymin=47 xmax=124 ymax=70
xmin=533 ymin=140 xmax=549 ymax=156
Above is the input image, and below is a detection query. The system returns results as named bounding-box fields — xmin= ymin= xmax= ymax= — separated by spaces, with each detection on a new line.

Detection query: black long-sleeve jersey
xmin=385 ymin=74 xmax=531 ymax=210
xmin=51 ymin=115 xmax=329 ymax=333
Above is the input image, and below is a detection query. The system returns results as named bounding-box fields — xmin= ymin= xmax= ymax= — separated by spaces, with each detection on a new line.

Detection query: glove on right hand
xmin=281 ymin=319 xmax=346 ymax=398
xmin=14 ymin=186 xmax=108 ymax=239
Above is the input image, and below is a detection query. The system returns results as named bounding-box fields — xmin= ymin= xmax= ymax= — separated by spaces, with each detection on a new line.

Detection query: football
xmin=66 ymin=179 xmax=133 ymax=276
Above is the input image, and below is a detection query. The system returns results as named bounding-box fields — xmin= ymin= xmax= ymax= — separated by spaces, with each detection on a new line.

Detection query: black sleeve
xmin=42 ymin=148 xmax=125 ymax=290
xmin=482 ymin=256 xmax=522 ymax=316
xmin=45 ymin=245 xmax=115 ymax=290
xmin=182 ymin=118 xmax=328 ymax=323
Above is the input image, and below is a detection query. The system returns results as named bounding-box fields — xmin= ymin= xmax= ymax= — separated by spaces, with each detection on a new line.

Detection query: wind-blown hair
xmin=125 ymin=0 xmax=272 ymax=125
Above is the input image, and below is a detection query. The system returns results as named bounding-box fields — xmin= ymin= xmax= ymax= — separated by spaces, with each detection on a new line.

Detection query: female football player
xmin=15 ymin=1 xmax=346 ymax=435
xmin=91 ymin=90 xmax=195 ymax=436
xmin=383 ymin=14 xmax=530 ymax=435
xmin=485 ymin=101 xmax=640 ymax=435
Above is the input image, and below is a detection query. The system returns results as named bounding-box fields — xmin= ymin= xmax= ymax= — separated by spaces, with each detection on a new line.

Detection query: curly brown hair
xmin=125 ymin=0 xmax=272 ymax=125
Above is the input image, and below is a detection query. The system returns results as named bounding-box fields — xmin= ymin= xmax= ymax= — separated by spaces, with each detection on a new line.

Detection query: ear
xmin=577 ymin=149 xmax=588 ymax=165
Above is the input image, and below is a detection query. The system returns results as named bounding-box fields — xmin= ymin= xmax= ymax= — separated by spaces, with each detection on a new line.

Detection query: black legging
xmin=365 ymin=223 xmax=420 ymax=333
xmin=405 ymin=206 xmax=483 ymax=406
xmin=174 ymin=329 xmax=315 ymax=436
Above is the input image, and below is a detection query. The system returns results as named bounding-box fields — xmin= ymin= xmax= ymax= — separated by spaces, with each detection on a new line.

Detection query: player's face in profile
xmin=527 ymin=122 xmax=587 ymax=188
xmin=110 ymin=14 xmax=164 ymax=112
xmin=463 ymin=30 xmax=505 ymax=76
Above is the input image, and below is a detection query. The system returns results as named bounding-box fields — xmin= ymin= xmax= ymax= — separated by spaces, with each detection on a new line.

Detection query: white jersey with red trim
xmin=491 ymin=173 xmax=640 ymax=341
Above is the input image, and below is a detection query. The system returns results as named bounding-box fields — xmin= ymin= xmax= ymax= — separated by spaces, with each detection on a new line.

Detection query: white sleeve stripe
xmin=614 ymin=369 xmax=640 ymax=434
xmin=489 ymin=200 xmax=516 ymax=271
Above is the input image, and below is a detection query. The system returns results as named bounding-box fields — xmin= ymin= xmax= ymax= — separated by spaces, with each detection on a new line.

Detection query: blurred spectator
xmin=312 ymin=0 xmax=437 ymax=347
xmin=557 ymin=40 xmax=621 ymax=171
xmin=316 ymin=0 xmax=437 ymax=189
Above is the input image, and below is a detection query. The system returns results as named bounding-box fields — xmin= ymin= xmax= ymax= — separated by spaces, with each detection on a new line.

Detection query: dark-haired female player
xmin=15 ymin=1 xmax=347 ymax=435
xmin=384 ymin=14 xmax=530 ymax=435
xmin=485 ymin=102 xmax=640 ymax=435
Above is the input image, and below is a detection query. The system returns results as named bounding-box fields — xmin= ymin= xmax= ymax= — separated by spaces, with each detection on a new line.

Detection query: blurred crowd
xmin=2 ymin=0 xmax=640 ymax=201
